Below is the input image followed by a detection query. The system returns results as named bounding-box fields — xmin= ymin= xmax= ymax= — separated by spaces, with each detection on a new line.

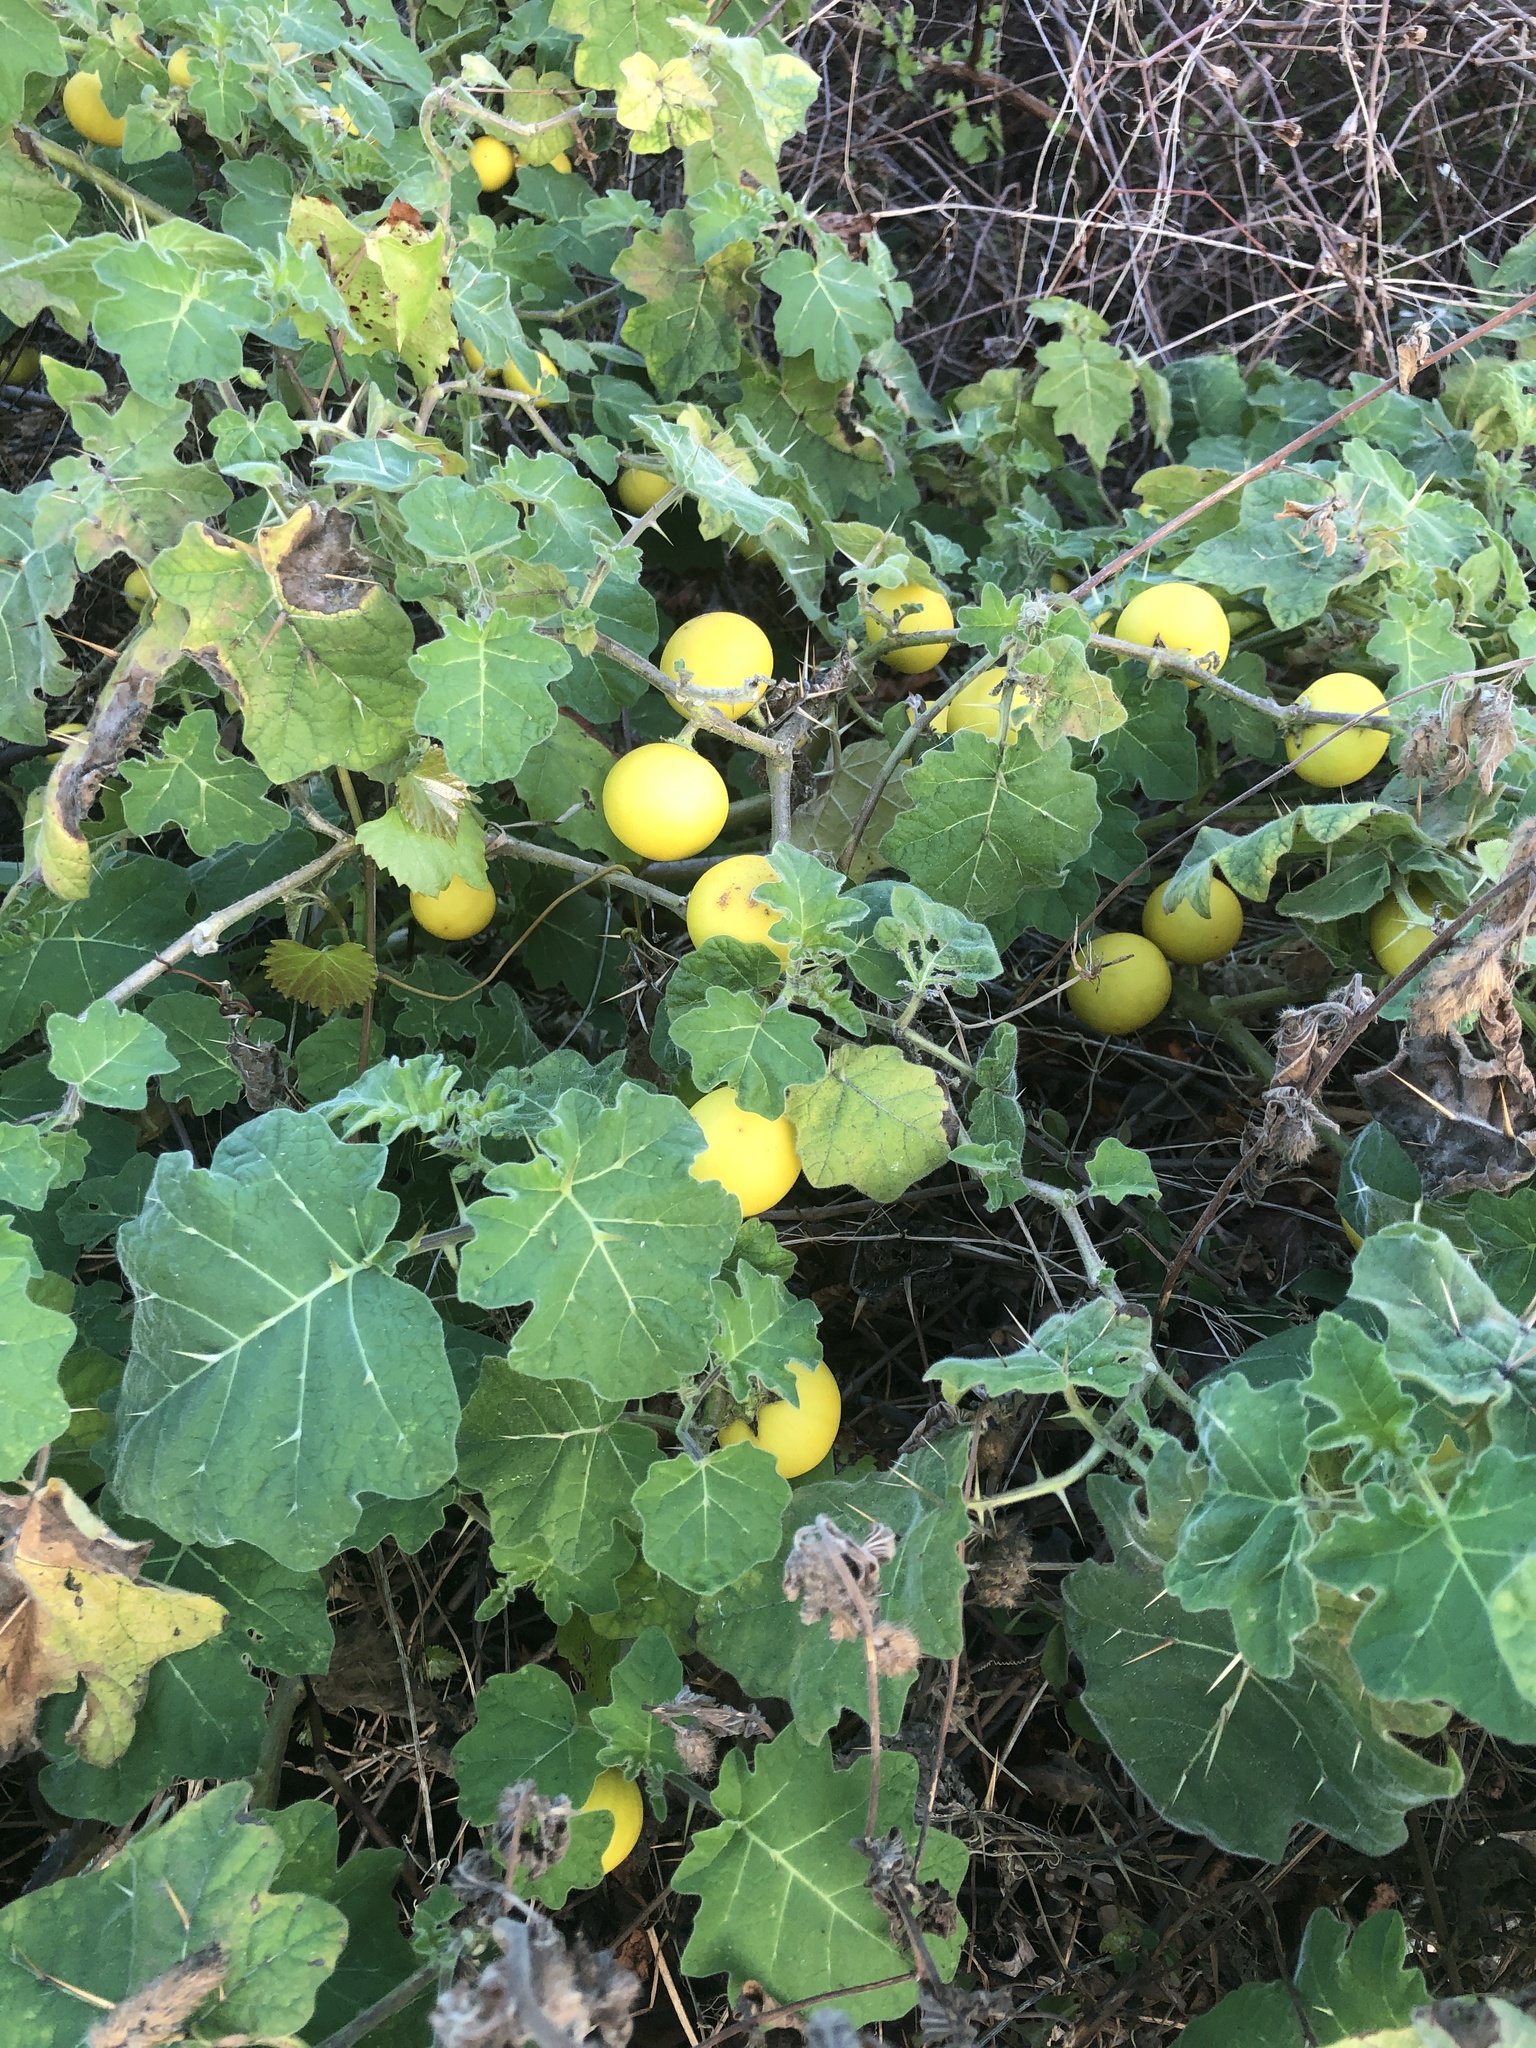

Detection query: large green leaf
xmin=131 ymin=1524 xmax=335 ymax=1676
xmin=674 ymin=1727 xmax=966 ymax=2025
xmin=1301 ymin=1313 xmax=1417 ymax=1473
xmin=1310 ymin=1446 xmax=1536 ymax=1741
xmin=460 ymin=1084 xmax=740 ymax=1399
xmin=928 ymin=1297 xmax=1155 ymax=1401
xmin=119 ymin=709 xmax=286 ymax=856
xmin=614 ymin=211 xmax=753 ymax=400
xmin=153 ymin=505 xmax=419 ymax=782
xmin=0 ymin=1219 xmax=72 ymax=1481
xmin=453 ymin=1665 xmax=603 ymax=1819
xmin=37 ymin=1634 xmax=267 ymax=1825
xmin=457 ymin=1363 xmax=660 ymax=1616
xmin=91 ymin=224 xmax=271 ymax=406
xmin=1064 ymin=1473 xmax=1458 ymax=1861
xmin=142 ymin=990 xmax=247 ymax=1114
xmin=1179 ymin=468 xmax=1384 ymax=627
xmin=1033 ymin=333 xmax=1138 ymax=467
xmin=0 ymin=0 xmax=65 ymax=125
xmin=763 ymin=247 xmax=893 ymax=383
xmin=112 ymin=1109 xmax=460 ymax=1570
xmin=0 ymin=1781 xmax=346 ymax=2044
xmin=590 ymin=1626 xmax=685 ymax=1792
xmin=411 ymin=609 xmax=568 ymax=786
xmin=633 ymin=1441 xmax=790 ymax=1595
xmin=786 ymin=1045 xmax=949 ymax=1202
xmin=1164 ymin=1375 xmax=1318 ymax=1680
xmin=881 ymin=730 xmax=1099 ymax=921
xmin=1343 ymin=1224 xmax=1524 ymax=1406
xmin=0 ymin=859 xmax=190 ymax=1055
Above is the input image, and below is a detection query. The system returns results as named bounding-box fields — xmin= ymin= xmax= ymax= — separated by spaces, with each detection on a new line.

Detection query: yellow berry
xmin=601 ymin=743 xmax=729 ymax=861
xmin=1067 ymin=932 xmax=1172 ymax=1035
xmin=582 ymin=1768 xmax=643 ymax=1873
xmin=686 ymin=854 xmax=787 ymax=961
xmin=502 ymin=350 xmax=560 ymax=403
xmin=1113 ymin=583 xmax=1230 ymax=677
xmin=617 ymin=467 xmax=671 ymax=515
xmin=123 ymin=567 xmax=152 ymax=614
xmin=469 ymin=136 xmax=516 ymax=190
xmin=167 ymin=47 xmax=194 ymax=89
xmin=1370 ymin=881 xmax=1452 ymax=978
xmin=688 ymin=1086 xmax=800 ymax=1216
xmin=945 ymin=668 xmax=1027 ymax=745
xmin=63 ymin=71 xmax=127 ymax=148
xmin=719 ymin=1360 xmax=841 ymax=1479
xmin=660 ymin=612 xmax=773 ymax=720
xmin=1285 ymin=673 xmax=1390 ymax=787
xmin=409 ymin=874 xmax=497 ymax=939
xmin=0 ymin=346 xmax=40 ymax=387
xmin=865 ymin=582 xmax=954 ymax=674
xmin=1141 ymin=876 xmax=1244 ymax=966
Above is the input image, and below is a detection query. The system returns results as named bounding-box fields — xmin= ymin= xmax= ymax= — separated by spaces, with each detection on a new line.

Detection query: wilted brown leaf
xmin=0 ymin=1480 xmax=225 ymax=1767
xmin=85 ymin=1945 xmax=226 ymax=2048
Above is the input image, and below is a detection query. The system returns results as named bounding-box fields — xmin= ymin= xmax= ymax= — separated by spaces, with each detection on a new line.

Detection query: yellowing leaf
xmin=287 ymin=196 xmax=454 ymax=387
xmin=264 ymin=941 xmax=379 ymax=1015
xmin=617 ymin=53 xmax=716 ymax=154
xmin=0 ymin=1480 xmax=225 ymax=1767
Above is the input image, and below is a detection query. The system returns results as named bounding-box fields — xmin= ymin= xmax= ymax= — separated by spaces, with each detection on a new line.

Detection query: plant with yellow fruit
xmin=688 ymin=1085 xmax=801 ymax=1215
xmin=1142 ymin=875 xmax=1244 ymax=965
xmin=409 ymin=873 xmax=497 ymax=939
xmin=1067 ymin=932 xmax=1172 ymax=1034
xmin=865 ymin=582 xmax=954 ymax=673
xmin=1112 ymin=581 xmax=1231 ymax=675
xmin=1285 ymin=672 xmax=1391 ymax=787
xmin=719 ymin=1359 xmax=841 ymax=1477
xmin=62 ymin=70 xmax=126 ymax=147
xmin=602 ymin=742 xmax=729 ymax=860
xmin=659 ymin=612 xmax=774 ymax=720
xmin=686 ymin=854 xmax=788 ymax=959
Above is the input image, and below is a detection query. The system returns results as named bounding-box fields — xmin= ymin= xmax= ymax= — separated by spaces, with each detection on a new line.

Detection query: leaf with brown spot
xmin=0 ymin=1480 xmax=226 ymax=1767
xmin=151 ymin=506 xmax=419 ymax=784
xmin=85 ymin=1945 xmax=226 ymax=2048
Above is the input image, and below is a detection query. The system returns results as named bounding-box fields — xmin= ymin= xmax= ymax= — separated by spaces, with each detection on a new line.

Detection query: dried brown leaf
xmin=85 ymin=1946 xmax=226 ymax=2048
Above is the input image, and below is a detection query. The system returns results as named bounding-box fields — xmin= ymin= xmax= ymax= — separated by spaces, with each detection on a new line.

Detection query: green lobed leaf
xmin=457 ymin=1362 xmax=661 ymax=1617
xmin=119 ymin=709 xmax=285 ymax=857
xmin=881 ymin=729 xmax=1099 ymax=922
xmin=633 ymin=1441 xmax=790 ymax=1595
xmin=1301 ymin=1313 xmax=1418 ymax=1473
xmin=1344 ymin=1223 xmax=1524 ymax=1406
xmin=1064 ymin=1470 xmax=1459 ymax=1862
xmin=0 ymin=1222 xmax=72 ymax=1481
xmin=0 ymin=860 xmax=190 ymax=1056
xmin=763 ymin=246 xmax=894 ymax=384
xmin=786 ymin=1045 xmax=949 ymax=1202
xmin=614 ymin=211 xmax=754 ymax=400
xmin=142 ymin=991 xmax=247 ymax=1114
xmin=45 ymin=998 xmax=178 ymax=1111
xmin=460 ymin=1084 xmax=740 ymax=1399
xmin=669 ymin=987 xmax=826 ymax=1119
xmin=453 ymin=1665 xmax=603 ymax=1821
xmin=590 ymin=1625 xmax=686 ymax=1796
xmin=1033 ymin=332 xmax=1139 ymax=467
xmin=355 ymin=802 xmax=488 ymax=897
xmin=411 ymin=609 xmax=568 ymax=786
xmin=1085 ymin=1137 xmax=1161 ymax=1206
xmin=1164 ymin=1375 xmax=1319 ymax=1680
xmin=0 ymin=1781 xmax=347 ymax=2044
xmin=91 ymin=226 xmax=271 ymax=407
xmin=928 ymin=1297 xmax=1155 ymax=1401
xmin=112 ymin=1109 xmax=460 ymax=1570
xmin=1179 ymin=1909 xmax=1427 ymax=2048
xmin=674 ymin=1727 xmax=966 ymax=2025
xmin=1310 ymin=1446 xmax=1536 ymax=1741
xmin=709 ymin=1260 xmax=821 ymax=1401
xmin=152 ymin=506 xmax=419 ymax=784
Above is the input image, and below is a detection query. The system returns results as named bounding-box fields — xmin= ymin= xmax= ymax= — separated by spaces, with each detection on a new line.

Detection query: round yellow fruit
xmin=1285 ymin=673 xmax=1390 ymax=787
xmin=123 ymin=567 xmax=152 ymax=614
xmin=720 ymin=1360 xmax=841 ymax=1479
xmin=1067 ymin=932 xmax=1172 ymax=1034
xmin=582 ymin=1768 xmax=643 ymax=1873
xmin=617 ymin=467 xmax=671 ymax=515
xmin=687 ymin=854 xmax=787 ymax=961
xmin=866 ymin=583 xmax=954 ymax=674
xmin=0 ymin=346 xmax=39 ymax=387
xmin=167 ymin=47 xmax=194 ymax=89
xmin=945 ymin=667 xmax=1027 ymax=745
xmin=1141 ymin=875 xmax=1244 ymax=966
xmin=1369 ymin=881 xmax=1451 ymax=978
xmin=601 ymin=743 xmax=729 ymax=861
xmin=63 ymin=71 xmax=127 ymax=147
xmin=660 ymin=612 xmax=773 ymax=720
xmin=502 ymin=350 xmax=560 ymax=403
xmin=409 ymin=874 xmax=497 ymax=939
xmin=1113 ymin=583 xmax=1230 ymax=676
xmin=470 ymin=135 xmax=516 ymax=190
xmin=688 ymin=1086 xmax=800 ymax=1216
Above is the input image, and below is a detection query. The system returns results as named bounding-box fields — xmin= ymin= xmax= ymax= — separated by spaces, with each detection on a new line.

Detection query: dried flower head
xmin=783 ymin=1516 xmax=897 ymax=1642
xmin=431 ymin=1908 xmax=639 ymax=2048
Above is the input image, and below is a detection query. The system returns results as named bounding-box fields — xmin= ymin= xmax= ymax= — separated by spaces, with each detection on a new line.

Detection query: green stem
xmin=310 ymin=1964 xmax=438 ymax=2048
xmin=16 ymin=125 xmax=179 ymax=224
xmin=251 ymin=1675 xmax=304 ymax=1812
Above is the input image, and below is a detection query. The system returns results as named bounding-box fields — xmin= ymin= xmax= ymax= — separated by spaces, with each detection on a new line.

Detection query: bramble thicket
xmin=4 ymin=0 xmax=1536 ymax=2042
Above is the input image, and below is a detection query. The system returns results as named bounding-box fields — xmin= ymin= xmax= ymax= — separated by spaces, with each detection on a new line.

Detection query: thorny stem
xmin=971 ymin=1370 xmax=1156 ymax=1516
xmin=484 ymin=829 xmax=688 ymax=914
xmin=1018 ymin=1176 xmax=1124 ymax=1303
xmin=250 ymin=1675 xmax=305 ymax=1813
